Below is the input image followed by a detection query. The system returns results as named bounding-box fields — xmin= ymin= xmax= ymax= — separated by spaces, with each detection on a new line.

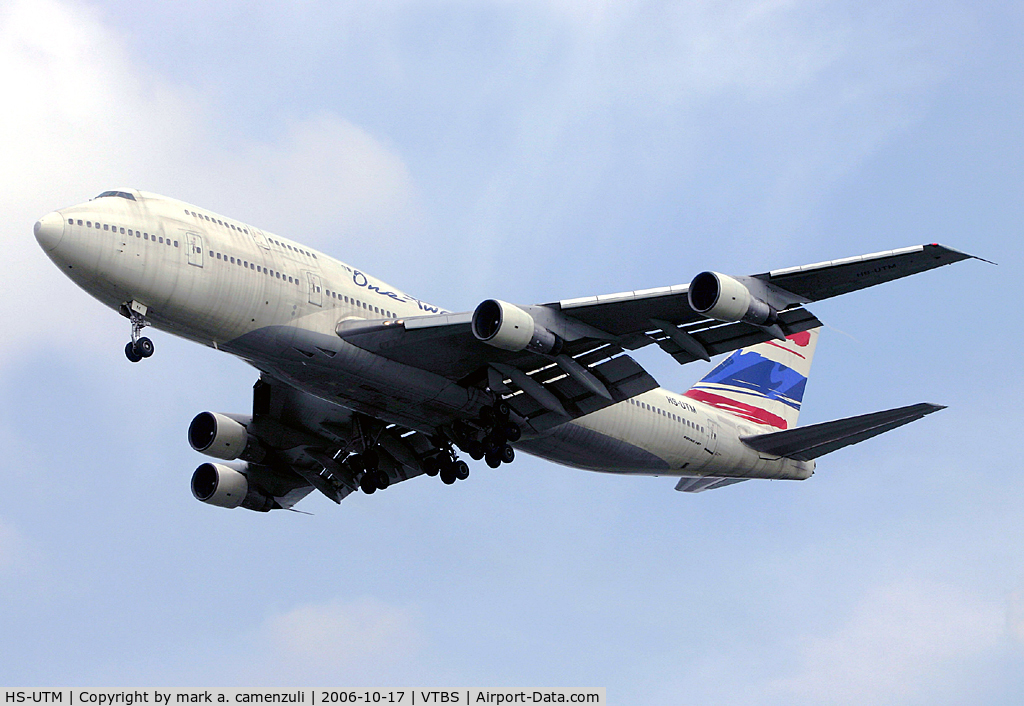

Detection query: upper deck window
xmin=95 ymin=191 xmax=136 ymax=201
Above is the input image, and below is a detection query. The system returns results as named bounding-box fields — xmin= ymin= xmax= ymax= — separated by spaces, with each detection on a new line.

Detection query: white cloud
xmin=770 ymin=581 xmax=1004 ymax=705
xmin=0 ymin=0 xmax=419 ymax=366
xmin=238 ymin=597 xmax=430 ymax=683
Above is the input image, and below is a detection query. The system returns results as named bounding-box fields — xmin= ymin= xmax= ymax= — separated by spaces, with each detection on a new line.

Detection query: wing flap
xmin=674 ymin=476 xmax=749 ymax=493
xmin=741 ymin=402 xmax=945 ymax=461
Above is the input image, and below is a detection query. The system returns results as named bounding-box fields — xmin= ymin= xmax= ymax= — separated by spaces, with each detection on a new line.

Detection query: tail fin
xmin=684 ymin=328 xmax=819 ymax=430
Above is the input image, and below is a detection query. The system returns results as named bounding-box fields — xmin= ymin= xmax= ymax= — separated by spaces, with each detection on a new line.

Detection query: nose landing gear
xmin=123 ymin=302 xmax=154 ymax=363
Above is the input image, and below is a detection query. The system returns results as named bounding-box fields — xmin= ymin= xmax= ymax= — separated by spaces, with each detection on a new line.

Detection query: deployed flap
xmin=674 ymin=476 xmax=749 ymax=493
xmin=337 ymin=314 xmax=659 ymax=431
xmin=740 ymin=402 xmax=944 ymax=461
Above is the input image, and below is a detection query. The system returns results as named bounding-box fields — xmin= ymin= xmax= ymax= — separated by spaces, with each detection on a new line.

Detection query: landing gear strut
xmin=452 ymin=402 xmax=520 ymax=471
xmin=123 ymin=302 xmax=154 ymax=363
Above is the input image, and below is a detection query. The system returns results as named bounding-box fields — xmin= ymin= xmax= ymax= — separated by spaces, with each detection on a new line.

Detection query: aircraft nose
xmin=34 ymin=211 xmax=66 ymax=252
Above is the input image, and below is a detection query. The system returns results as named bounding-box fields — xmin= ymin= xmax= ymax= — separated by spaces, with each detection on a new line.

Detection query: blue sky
xmin=1 ymin=0 xmax=1022 ymax=702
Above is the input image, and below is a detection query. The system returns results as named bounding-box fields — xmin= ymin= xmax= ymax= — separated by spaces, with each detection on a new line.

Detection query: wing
xmin=232 ymin=376 xmax=437 ymax=507
xmin=337 ymin=244 xmax=975 ymax=433
xmin=551 ymin=243 xmax=975 ymax=364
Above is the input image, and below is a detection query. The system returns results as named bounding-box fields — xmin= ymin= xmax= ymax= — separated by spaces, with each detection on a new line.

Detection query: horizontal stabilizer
xmin=740 ymin=402 xmax=944 ymax=461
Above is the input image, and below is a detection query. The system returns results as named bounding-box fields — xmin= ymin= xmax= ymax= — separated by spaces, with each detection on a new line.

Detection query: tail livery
xmin=684 ymin=329 xmax=818 ymax=430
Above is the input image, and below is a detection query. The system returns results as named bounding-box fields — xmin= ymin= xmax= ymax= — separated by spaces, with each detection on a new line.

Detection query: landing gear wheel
xmin=454 ymin=460 xmax=470 ymax=481
xmin=440 ymin=465 xmax=457 ymax=485
xmin=423 ymin=456 xmax=440 ymax=477
xmin=374 ymin=469 xmax=390 ymax=490
xmin=135 ymin=337 xmax=154 ymax=358
xmin=125 ymin=342 xmax=142 ymax=363
xmin=494 ymin=401 xmax=510 ymax=420
xmin=467 ymin=440 xmax=485 ymax=461
xmin=500 ymin=444 xmax=515 ymax=464
xmin=504 ymin=422 xmax=521 ymax=442
xmin=485 ymin=450 xmax=502 ymax=469
xmin=359 ymin=473 xmax=377 ymax=494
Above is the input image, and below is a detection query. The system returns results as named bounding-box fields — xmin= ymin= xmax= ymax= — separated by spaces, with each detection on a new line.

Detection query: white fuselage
xmin=35 ymin=191 xmax=813 ymax=483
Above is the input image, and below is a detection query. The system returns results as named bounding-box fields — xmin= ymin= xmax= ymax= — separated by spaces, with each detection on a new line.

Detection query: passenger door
xmin=307 ymin=272 xmax=323 ymax=307
xmin=185 ymin=233 xmax=204 ymax=267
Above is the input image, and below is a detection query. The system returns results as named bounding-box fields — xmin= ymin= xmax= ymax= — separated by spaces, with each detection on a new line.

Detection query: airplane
xmin=33 ymin=189 xmax=978 ymax=511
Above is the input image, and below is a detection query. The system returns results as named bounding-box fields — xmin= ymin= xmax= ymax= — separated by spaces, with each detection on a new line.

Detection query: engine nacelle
xmin=188 ymin=411 xmax=265 ymax=462
xmin=190 ymin=462 xmax=276 ymax=512
xmin=688 ymin=272 xmax=776 ymax=326
xmin=472 ymin=299 xmax=563 ymax=354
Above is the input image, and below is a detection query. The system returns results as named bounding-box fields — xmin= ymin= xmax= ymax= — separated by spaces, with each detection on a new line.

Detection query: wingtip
xmin=925 ymin=243 xmax=996 ymax=266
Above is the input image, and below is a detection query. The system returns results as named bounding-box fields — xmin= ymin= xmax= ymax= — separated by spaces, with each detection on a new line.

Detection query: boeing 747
xmin=34 ymin=190 xmax=976 ymax=511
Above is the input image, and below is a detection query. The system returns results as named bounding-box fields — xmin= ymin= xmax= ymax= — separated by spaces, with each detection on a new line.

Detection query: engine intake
xmin=688 ymin=272 xmax=777 ymax=326
xmin=472 ymin=299 xmax=562 ymax=355
xmin=188 ymin=412 xmax=265 ymax=462
xmin=191 ymin=462 xmax=276 ymax=512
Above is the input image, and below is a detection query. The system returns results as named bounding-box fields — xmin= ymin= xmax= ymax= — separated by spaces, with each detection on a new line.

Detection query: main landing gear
xmin=123 ymin=303 xmax=154 ymax=363
xmin=347 ymin=447 xmax=392 ymax=495
xmin=452 ymin=401 xmax=520 ymax=470
xmin=422 ymin=443 xmax=470 ymax=486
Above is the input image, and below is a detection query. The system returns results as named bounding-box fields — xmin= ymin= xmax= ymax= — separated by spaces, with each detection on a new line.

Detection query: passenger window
xmin=120 ymin=228 xmax=125 ymax=234
xmin=103 ymin=224 xmax=109 ymax=231
xmin=144 ymin=233 xmax=148 ymax=240
xmin=67 ymin=218 xmax=73 ymax=225
xmin=77 ymin=220 xmax=83 ymax=226
xmin=174 ymin=241 xmax=179 ymax=247
xmin=216 ymin=253 xmax=221 ymax=259
xmin=158 ymin=236 xmax=163 ymax=244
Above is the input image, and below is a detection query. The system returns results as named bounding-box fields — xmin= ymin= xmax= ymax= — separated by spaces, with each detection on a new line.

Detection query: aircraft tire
xmin=125 ymin=342 xmax=142 ymax=363
xmin=501 ymin=445 xmax=515 ymax=464
xmin=423 ymin=456 xmax=440 ymax=477
xmin=374 ymin=469 xmax=390 ymax=490
xmin=135 ymin=337 xmax=154 ymax=358
xmin=467 ymin=440 xmax=485 ymax=461
xmin=440 ymin=466 xmax=457 ymax=485
xmin=359 ymin=474 xmax=377 ymax=494
xmin=485 ymin=451 xmax=501 ymax=469
xmin=504 ymin=423 xmax=521 ymax=442
xmin=494 ymin=401 xmax=510 ymax=420
xmin=454 ymin=460 xmax=470 ymax=480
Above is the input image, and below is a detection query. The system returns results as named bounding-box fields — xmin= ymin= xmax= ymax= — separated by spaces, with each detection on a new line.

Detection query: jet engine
xmin=472 ymin=299 xmax=563 ymax=355
xmin=688 ymin=272 xmax=777 ymax=326
xmin=190 ymin=462 xmax=276 ymax=512
xmin=188 ymin=411 xmax=265 ymax=462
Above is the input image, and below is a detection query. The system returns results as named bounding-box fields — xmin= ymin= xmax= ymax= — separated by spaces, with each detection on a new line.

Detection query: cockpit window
xmin=96 ymin=191 xmax=137 ymax=201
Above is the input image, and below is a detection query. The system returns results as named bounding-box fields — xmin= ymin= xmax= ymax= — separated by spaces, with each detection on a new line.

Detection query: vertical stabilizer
xmin=684 ymin=328 xmax=819 ymax=430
